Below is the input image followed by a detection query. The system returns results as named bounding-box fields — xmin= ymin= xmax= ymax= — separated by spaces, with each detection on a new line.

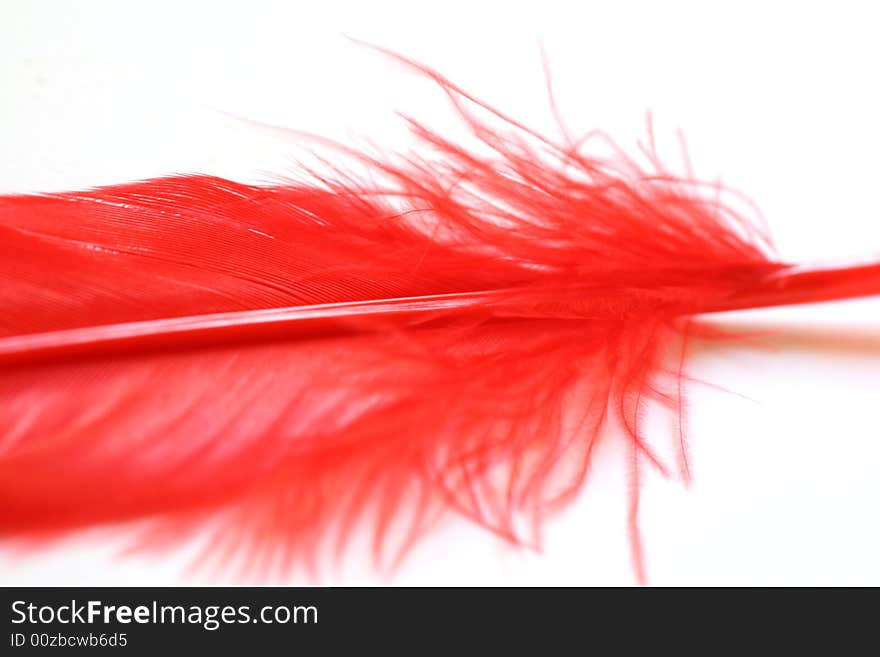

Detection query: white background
xmin=1 ymin=0 xmax=879 ymax=585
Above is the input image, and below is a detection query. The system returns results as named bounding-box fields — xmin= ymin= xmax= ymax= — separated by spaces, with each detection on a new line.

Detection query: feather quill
xmin=2 ymin=52 xmax=879 ymax=582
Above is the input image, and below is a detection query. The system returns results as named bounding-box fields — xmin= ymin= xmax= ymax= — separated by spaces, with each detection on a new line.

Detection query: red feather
xmin=2 ymin=52 xmax=879 ymax=582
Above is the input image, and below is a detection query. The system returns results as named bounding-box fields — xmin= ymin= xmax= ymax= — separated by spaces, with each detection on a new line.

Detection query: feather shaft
xmin=3 ymin=261 xmax=879 ymax=367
